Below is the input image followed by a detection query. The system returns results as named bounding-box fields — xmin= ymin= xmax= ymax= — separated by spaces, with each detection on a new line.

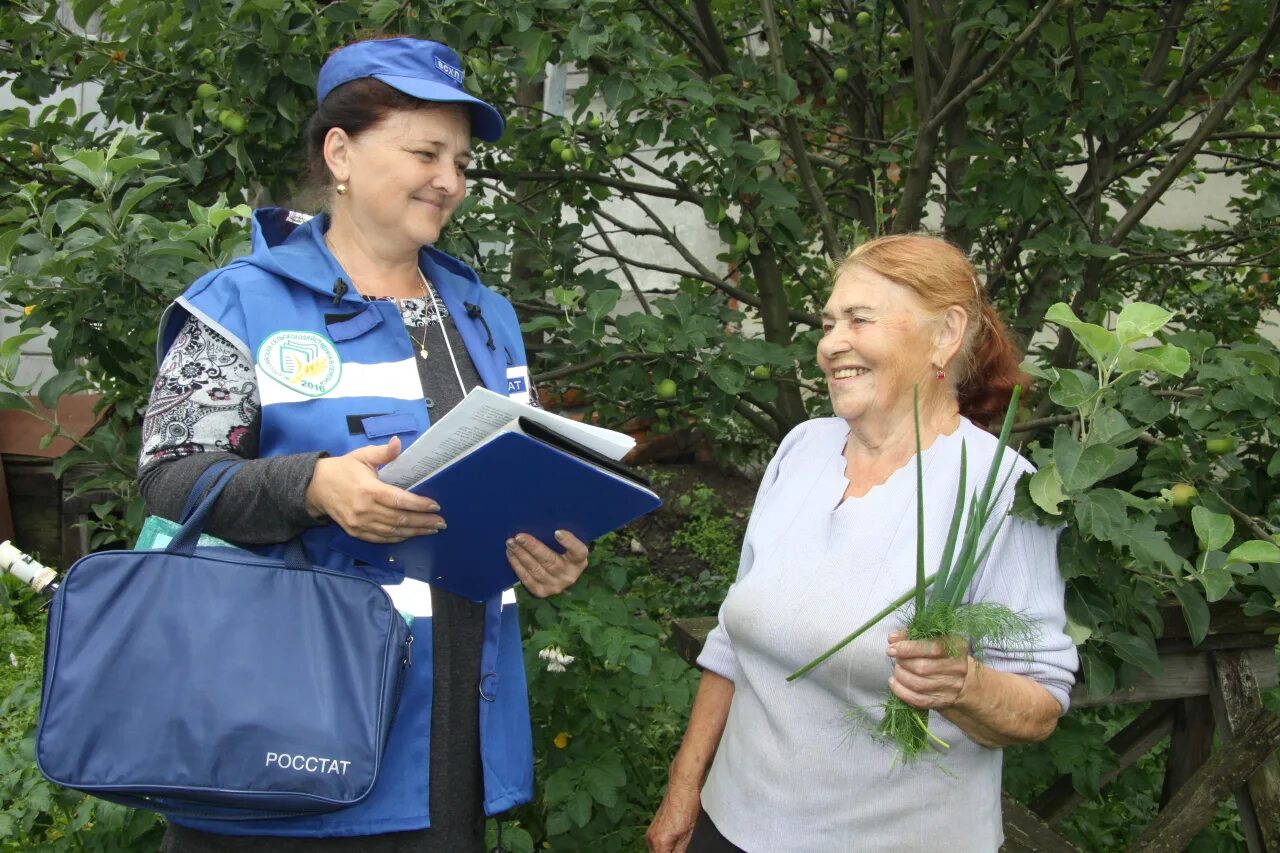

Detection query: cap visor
xmin=373 ymin=74 xmax=505 ymax=141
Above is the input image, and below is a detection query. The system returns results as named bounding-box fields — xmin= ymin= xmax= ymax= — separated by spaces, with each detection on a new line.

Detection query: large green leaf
xmin=1115 ymin=302 xmax=1175 ymax=344
xmin=1172 ymin=584 xmax=1210 ymax=646
xmin=1191 ymin=506 xmax=1234 ymax=552
xmin=1053 ymin=427 xmax=1125 ymax=492
xmin=1044 ymin=303 xmax=1119 ymax=368
xmin=1049 ymin=369 xmax=1099 ymax=408
xmin=1227 ymin=540 xmax=1280 ymax=565
xmin=1029 ymin=464 xmax=1066 ymax=515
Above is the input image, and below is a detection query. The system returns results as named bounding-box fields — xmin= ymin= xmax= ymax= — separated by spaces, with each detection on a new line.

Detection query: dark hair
xmin=302 ymin=77 xmax=432 ymax=195
xmin=838 ymin=234 xmax=1029 ymax=426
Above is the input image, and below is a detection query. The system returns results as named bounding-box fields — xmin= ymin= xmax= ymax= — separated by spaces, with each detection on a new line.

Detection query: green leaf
xmin=1115 ymin=345 xmax=1190 ymax=378
xmin=1115 ymin=302 xmax=1175 ymax=344
xmin=626 ymin=649 xmax=652 ymax=675
xmin=706 ymin=363 xmax=745 ymax=394
xmin=757 ymin=138 xmax=782 ymax=163
xmin=0 ymin=391 xmax=33 ymax=412
xmin=567 ymin=789 xmax=592 ymax=827
xmin=1049 ymin=369 xmax=1099 ymax=408
xmin=516 ymin=28 xmax=555 ymax=77
xmin=583 ymin=764 xmax=621 ymax=807
xmin=1073 ymin=489 xmax=1128 ymax=542
xmin=584 ymin=288 xmax=619 ymax=323
xmin=1053 ymin=427 xmax=1121 ymax=491
xmin=1044 ymin=303 xmax=1119 ymax=368
xmin=1173 ymin=584 xmax=1209 ymax=646
xmin=37 ymin=370 xmax=83 ymax=410
xmin=601 ymin=75 xmax=637 ymax=109
xmin=0 ymin=330 xmax=42 ymax=358
xmin=1029 ymin=463 xmax=1066 ymax=515
xmin=53 ymin=198 xmax=95 ymax=233
xmin=1200 ymin=565 xmax=1234 ymax=603
xmin=1109 ymin=632 xmax=1161 ymax=676
xmin=1191 ymin=506 xmax=1234 ymax=552
xmin=1064 ymin=617 xmax=1092 ymax=645
xmin=118 ymin=176 xmax=176 ymax=220
xmin=1227 ymin=540 xmax=1280 ymax=565
xmin=1082 ymin=650 xmax=1116 ymax=700
xmin=51 ymin=148 xmax=110 ymax=190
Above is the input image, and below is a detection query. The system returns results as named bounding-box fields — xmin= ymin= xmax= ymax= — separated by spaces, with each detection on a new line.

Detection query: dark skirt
xmin=688 ymin=808 xmax=747 ymax=853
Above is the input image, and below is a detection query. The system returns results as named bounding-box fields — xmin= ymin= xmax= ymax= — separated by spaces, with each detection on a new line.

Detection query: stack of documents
xmin=329 ymin=388 xmax=662 ymax=601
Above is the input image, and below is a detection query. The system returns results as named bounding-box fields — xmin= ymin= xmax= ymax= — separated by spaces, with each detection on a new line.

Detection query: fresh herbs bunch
xmin=787 ymin=386 xmax=1033 ymax=762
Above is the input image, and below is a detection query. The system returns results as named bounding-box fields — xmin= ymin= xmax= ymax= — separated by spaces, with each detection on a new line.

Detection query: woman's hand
xmin=305 ymin=438 xmax=445 ymax=543
xmin=647 ymin=778 xmax=701 ymax=853
xmin=504 ymin=530 xmax=589 ymax=597
xmin=886 ymin=631 xmax=973 ymax=710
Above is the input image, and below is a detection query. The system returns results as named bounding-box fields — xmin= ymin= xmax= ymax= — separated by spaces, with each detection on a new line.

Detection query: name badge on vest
xmin=506 ymin=365 xmax=532 ymax=405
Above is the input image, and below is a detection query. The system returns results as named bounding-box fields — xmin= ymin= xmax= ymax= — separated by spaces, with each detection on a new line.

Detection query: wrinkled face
xmin=818 ymin=265 xmax=939 ymax=425
xmin=340 ymin=105 xmax=471 ymax=250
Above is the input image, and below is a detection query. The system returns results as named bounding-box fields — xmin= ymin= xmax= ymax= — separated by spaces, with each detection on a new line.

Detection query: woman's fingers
xmin=505 ymin=531 xmax=589 ymax=597
xmin=306 ymin=445 xmax=446 ymax=542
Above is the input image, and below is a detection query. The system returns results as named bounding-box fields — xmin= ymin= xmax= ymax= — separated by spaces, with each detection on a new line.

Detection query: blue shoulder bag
xmin=35 ymin=460 xmax=413 ymax=820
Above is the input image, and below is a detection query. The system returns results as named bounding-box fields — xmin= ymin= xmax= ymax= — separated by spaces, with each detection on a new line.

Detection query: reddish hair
xmin=838 ymin=234 xmax=1028 ymax=425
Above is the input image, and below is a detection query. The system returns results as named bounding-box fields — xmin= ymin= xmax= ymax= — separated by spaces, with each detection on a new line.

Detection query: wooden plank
xmin=670 ymin=617 xmax=717 ymax=668
xmin=1072 ymin=647 xmax=1278 ymax=708
xmin=0 ymin=454 xmax=13 ymax=543
xmin=3 ymin=457 xmax=61 ymax=561
xmin=1210 ymin=650 xmax=1280 ymax=852
xmin=1031 ymin=701 xmax=1175 ymax=824
xmin=1130 ymin=709 xmax=1280 ymax=852
xmin=1160 ymin=696 xmax=1214 ymax=807
xmin=1000 ymin=794 xmax=1079 ymax=852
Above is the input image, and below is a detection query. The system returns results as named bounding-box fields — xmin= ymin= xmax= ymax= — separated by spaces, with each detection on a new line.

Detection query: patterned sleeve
xmin=139 ymin=315 xmax=259 ymax=465
xmin=137 ymin=314 xmax=325 ymax=544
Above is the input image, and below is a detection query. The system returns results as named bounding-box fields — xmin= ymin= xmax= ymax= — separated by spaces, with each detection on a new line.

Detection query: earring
xmin=936 ymin=367 xmax=946 ymax=380
xmin=335 ymin=183 xmax=347 ymax=195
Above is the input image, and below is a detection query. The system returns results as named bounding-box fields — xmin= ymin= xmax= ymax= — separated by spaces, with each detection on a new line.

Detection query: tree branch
xmin=758 ymin=0 xmax=841 ymax=260
xmin=587 ymin=209 xmax=653 ymax=316
xmin=1106 ymin=3 xmax=1280 ymax=247
xmin=467 ymin=168 xmax=700 ymax=204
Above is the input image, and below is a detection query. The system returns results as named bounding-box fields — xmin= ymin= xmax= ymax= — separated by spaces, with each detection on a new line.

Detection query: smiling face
xmin=326 ymin=104 xmax=471 ymax=253
xmin=818 ymin=265 xmax=945 ymax=427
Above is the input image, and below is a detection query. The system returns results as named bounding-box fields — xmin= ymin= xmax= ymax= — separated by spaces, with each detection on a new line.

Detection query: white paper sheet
xmin=376 ymin=387 xmax=635 ymax=488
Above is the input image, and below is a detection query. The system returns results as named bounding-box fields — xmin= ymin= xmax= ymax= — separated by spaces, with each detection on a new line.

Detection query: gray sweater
xmin=698 ymin=417 xmax=1077 ymax=852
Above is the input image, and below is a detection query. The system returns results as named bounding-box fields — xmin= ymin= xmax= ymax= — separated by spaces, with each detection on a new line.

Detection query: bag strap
xmin=165 ymin=460 xmax=311 ymax=570
xmin=166 ymin=461 xmax=244 ymax=556
xmin=85 ymin=789 xmax=316 ymax=821
xmin=179 ymin=458 xmax=242 ymax=522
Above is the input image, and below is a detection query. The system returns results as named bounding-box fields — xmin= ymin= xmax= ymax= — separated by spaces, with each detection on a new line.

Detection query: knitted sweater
xmin=698 ymin=416 xmax=1077 ymax=852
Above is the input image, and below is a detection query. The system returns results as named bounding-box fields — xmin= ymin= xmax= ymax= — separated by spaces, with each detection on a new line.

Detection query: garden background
xmin=2 ymin=0 xmax=1280 ymax=849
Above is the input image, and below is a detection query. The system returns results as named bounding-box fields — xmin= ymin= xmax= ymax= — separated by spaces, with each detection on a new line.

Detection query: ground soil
xmin=623 ymin=462 xmax=760 ymax=583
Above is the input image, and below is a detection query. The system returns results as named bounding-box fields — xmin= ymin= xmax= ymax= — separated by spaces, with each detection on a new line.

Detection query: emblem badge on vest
xmin=257 ymin=331 xmax=343 ymax=397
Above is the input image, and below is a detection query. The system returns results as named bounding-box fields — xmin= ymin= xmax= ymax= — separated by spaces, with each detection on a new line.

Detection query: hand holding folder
xmin=329 ymin=390 xmax=662 ymax=602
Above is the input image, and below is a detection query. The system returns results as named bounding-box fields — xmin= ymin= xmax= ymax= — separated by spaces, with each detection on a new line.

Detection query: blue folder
xmin=328 ymin=427 xmax=662 ymax=602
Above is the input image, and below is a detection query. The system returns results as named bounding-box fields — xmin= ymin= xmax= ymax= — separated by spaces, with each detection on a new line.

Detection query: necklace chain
xmin=325 ymin=232 xmax=432 ymax=360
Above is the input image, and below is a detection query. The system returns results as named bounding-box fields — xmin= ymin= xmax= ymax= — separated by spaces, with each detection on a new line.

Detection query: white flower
xmin=8 ymin=653 xmax=17 ymax=668
xmin=538 ymin=645 xmax=575 ymax=672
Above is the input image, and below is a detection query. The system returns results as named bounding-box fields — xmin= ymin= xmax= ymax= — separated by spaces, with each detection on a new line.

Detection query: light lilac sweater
xmin=697 ymin=417 xmax=1077 ymax=852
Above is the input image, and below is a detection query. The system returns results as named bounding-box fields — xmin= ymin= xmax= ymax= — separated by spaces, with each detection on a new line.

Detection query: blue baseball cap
xmin=317 ymin=38 xmax=505 ymax=142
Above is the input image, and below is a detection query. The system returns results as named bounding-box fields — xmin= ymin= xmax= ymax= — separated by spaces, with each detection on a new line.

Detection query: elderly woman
xmin=647 ymin=234 xmax=1077 ymax=852
xmin=138 ymin=37 xmax=588 ymax=851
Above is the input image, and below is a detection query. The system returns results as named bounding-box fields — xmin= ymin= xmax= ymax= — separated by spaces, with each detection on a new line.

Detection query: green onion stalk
xmin=786 ymin=385 xmax=1033 ymax=763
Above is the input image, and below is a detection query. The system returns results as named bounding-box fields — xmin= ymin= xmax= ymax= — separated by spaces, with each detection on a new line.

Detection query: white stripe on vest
xmin=382 ymin=578 xmax=519 ymax=617
xmin=258 ymin=358 xmax=421 ymax=407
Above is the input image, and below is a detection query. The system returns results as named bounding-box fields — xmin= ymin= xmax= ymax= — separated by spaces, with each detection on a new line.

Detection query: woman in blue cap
xmin=139 ymin=36 xmax=586 ymax=851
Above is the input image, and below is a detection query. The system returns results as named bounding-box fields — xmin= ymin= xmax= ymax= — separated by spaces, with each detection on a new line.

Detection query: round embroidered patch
xmin=257 ymin=331 xmax=342 ymax=397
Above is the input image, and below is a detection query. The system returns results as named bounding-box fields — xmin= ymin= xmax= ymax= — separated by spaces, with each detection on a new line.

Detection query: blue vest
xmin=157 ymin=209 xmax=535 ymax=836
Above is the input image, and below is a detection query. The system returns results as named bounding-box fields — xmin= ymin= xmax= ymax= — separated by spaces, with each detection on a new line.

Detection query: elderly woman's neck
xmin=841 ymin=399 xmax=960 ymax=496
xmin=325 ymin=216 xmax=425 ymax=298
